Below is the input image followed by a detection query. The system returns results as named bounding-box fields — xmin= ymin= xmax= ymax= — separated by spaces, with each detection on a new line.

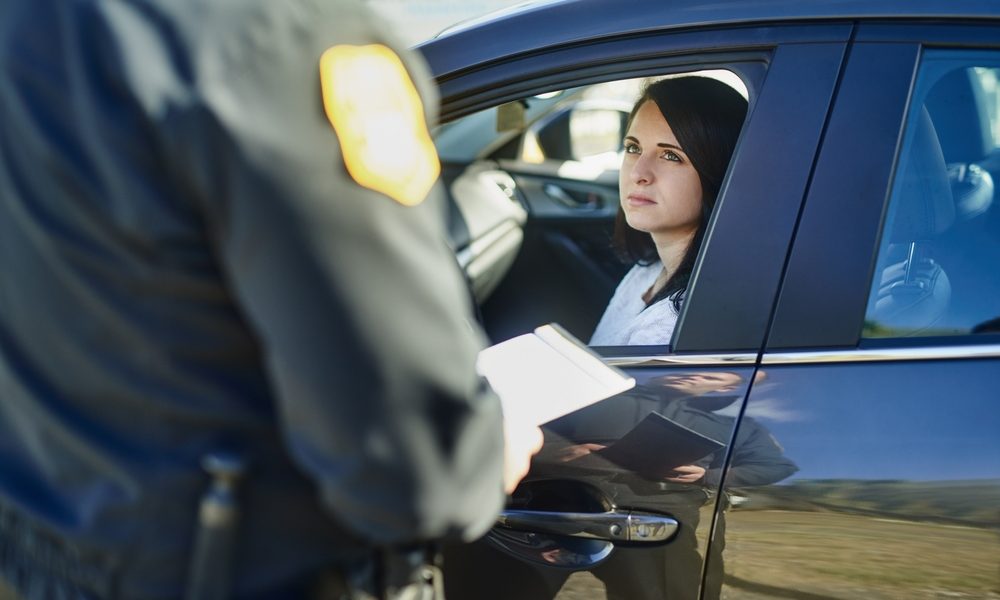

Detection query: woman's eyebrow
xmin=624 ymin=136 xmax=686 ymax=153
xmin=656 ymin=142 xmax=684 ymax=152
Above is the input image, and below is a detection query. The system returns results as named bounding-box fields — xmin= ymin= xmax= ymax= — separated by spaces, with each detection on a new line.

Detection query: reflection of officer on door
xmin=0 ymin=0 xmax=540 ymax=598
xmin=582 ymin=372 xmax=799 ymax=600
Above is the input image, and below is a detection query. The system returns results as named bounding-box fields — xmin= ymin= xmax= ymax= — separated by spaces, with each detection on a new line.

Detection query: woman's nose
xmin=630 ymin=154 xmax=654 ymax=184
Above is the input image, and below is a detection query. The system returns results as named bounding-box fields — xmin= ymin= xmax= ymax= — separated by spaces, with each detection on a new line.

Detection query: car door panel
xmin=445 ymin=365 xmax=760 ymax=600
xmin=431 ymin=27 xmax=849 ymax=599
xmin=446 ymin=162 xmax=528 ymax=304
xmin=725 ymin=357 xmax=1000 ymax=599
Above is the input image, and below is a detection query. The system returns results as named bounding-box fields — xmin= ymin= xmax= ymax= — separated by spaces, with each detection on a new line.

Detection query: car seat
xmin=867 ymin=107 xmax=955 ymax=336
xmin=925 ymin=67 xmax=1000 ymax=332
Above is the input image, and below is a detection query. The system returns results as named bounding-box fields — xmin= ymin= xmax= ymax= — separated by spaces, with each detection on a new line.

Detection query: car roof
xmin=419 ymin=0 xmax=1000 ymax=79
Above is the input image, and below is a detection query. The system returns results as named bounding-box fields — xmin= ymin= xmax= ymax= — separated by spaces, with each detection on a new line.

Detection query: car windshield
xmin=435 ymin=72 xmax=747 ymax=165
xmin=434 ymin=89 xmax=580 ymax=163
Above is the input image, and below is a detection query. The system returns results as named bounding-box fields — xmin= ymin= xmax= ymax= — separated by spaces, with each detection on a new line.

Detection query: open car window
xmin=434 ymin=70 xmax=750 ymax=349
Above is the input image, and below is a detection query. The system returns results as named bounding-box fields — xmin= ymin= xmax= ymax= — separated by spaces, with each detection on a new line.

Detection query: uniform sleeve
xmin=708 ymin=419 xmax=798 ymax=487
xmin=163 ymin=0 xmax=505 ymax=545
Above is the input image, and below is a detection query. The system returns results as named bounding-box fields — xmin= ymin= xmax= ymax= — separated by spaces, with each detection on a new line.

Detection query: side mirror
xmin=522 ymin=105 xmax=628 ymax=166
xmin=496 ymin=100 xmax=527 ymax=132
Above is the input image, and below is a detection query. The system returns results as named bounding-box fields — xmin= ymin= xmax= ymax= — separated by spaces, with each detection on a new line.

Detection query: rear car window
xmin=864 ymin=51 xmax=1000 ymax=338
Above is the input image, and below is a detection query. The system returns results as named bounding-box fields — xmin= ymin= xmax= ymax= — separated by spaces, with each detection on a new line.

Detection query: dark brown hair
xmin=614 ymin=76 xmax=747 ymax=309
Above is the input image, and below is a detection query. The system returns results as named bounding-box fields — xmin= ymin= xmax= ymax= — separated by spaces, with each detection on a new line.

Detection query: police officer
xmin=0 ymin=0 xmax=541 ymax=598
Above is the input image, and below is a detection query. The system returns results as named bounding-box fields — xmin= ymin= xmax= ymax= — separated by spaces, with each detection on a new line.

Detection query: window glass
xmin=974 ymin=67 xmax=1000 ymax=148
xmin=864 ymin=51 xmax=1000 ymax=338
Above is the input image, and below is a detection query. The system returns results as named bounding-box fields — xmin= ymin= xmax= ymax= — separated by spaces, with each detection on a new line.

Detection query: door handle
xmin=496 ymin=509 xmax=678 ymax=544
xmin=543 ymin=183 xmax=601 ymax=209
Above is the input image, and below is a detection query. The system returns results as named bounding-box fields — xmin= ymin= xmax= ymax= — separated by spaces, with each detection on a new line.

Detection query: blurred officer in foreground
xmin=0 ymin=0 xmax=542 ymax=598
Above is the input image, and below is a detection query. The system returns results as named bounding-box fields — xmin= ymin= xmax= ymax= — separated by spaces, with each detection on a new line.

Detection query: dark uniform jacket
xmin=0 ymin=1 xmax=505 ymax=597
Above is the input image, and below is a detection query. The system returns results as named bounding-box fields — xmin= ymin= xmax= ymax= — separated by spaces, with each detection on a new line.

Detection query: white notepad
xmin=476 ymin=323 xmax=635 ymax=426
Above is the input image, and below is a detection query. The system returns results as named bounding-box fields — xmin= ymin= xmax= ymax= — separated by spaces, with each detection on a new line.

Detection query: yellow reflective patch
xmin=319 ymin=44 xmax=440 ymax=206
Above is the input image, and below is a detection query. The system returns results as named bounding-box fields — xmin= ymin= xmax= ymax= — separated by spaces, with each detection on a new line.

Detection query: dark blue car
xmin=419 ymin=1 xmax=1000 ymax=598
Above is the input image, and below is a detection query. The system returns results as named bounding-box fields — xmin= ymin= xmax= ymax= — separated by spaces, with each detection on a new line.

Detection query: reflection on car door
xmin=723 ymin=28 xmax=1000 ymax=599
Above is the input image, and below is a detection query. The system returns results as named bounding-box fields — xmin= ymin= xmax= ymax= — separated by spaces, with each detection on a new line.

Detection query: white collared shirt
xmin=590 ymin=261 xmax=680 ymax=346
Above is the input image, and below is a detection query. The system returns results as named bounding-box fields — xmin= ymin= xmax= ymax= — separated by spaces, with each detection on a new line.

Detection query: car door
xmin=721 ymin=23 xmax=1000 ymax=599
xmin=421 ymin=21 xmax=851 ymax=600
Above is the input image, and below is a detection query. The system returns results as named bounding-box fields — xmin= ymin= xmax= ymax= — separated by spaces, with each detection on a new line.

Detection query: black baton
xmin=185 ymin=452 xmax=248 ymax=600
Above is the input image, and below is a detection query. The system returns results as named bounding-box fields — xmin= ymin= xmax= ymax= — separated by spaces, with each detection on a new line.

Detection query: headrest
xmin=926 ymin=68 xmax=993 ymax=164
xmin=949 ymin=162 xmax=994 ymax=221
xmin=890 ymin=107 xmax=955 ymax=243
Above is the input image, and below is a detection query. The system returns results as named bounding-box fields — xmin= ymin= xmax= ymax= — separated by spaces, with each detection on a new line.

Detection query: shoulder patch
xmin=319 ymin=44 xmax=440 ymax=206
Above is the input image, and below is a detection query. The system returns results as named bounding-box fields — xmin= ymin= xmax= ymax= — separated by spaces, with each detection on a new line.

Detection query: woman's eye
xmin=662 ymin=150 xmax=682 ymax=163
xmin=624 ymin=142 xmax=640 ymax=155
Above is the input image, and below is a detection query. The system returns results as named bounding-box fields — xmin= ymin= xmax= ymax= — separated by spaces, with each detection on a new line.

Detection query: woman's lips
xmin=627 ymin=193 xmax=656 ymax=207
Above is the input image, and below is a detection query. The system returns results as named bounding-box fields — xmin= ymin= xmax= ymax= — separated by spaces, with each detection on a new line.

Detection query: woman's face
xmin=619 ymin=100 xmax=703 ymax=239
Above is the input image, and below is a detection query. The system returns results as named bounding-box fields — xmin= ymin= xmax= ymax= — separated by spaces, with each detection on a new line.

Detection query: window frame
xmin=767 ymin=22 xmax=1000 ymax=351
xmin=431 ymin=23 xmax=852 ymax=356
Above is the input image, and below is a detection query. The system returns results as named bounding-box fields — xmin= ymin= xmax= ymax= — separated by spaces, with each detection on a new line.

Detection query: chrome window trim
xmin=602 ymin=344 xmax=1000 ymax=367
xmin=761 ymin=343 xmax=1000 ymax=365
xmin=605 ymin=353 xmax=757 ymax=367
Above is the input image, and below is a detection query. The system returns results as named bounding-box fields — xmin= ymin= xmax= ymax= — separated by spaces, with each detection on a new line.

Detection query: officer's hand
xmin=664 ymin=464 xmax=706 ymax=484
xmin=554 ymin=443 xmax=606 ymax=463
xmin=503 ymin=421 xmax=544 ymax=494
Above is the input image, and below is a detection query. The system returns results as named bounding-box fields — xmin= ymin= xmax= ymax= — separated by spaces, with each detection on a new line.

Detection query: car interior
xmin=866 ymin=106 xmax=955 ymax=335
xmin=925 ymin=66 xmax=1000 ymax=335
xmin=436 ymin=72 xmax=748 ymax=347
xmin=866 ymin=64 xmax=1000 ymax=338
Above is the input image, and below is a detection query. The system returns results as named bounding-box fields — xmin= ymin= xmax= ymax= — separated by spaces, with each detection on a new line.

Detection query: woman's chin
xmin=624 ymin=215 xmax=657 ymax=234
